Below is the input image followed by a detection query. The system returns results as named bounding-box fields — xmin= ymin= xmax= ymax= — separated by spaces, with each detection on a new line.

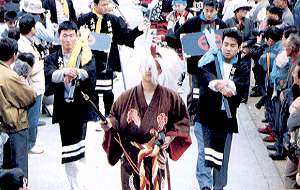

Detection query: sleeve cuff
xmin=208 ymin=80 xmax=218 ymax=92
xmin=227 ymin=79 xmax=237 ymax=95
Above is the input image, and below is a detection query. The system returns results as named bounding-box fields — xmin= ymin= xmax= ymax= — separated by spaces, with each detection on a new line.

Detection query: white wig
xmin=138 ymin=51 xmax=159 ymax=85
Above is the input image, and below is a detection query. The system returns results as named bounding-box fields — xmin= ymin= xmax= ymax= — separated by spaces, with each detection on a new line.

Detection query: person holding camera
xmin=250 ymin=5 xmax=284 ymax=98
xmin=23 ymin=0 xmax=55 ymax=58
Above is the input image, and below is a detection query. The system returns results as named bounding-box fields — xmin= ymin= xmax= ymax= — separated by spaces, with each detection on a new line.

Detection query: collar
xmin=199 ymin=12 xmax=217 ymax=23
xmin=92 ymin=8 xmax=103 ymax=18
xmin=219 ymin=50 xmax=238 ymax=65
xmin=0 ymin=60 xmax=10 ymax=69
xmin=20 ymin=35 xmax=34 ymax=46
xmin=176 ymin=10 xmax=189 ymax=18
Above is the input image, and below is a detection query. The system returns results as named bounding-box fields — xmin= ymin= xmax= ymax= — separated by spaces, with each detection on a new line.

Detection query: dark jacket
xmin=196 ymin=54 xmax=250 ymax=133
xmin=78 ymin=12 xmax=143 ymax=74
xmin=169 ymin=14 xmax=228 ymax=74
xmin=44 ymin=49 xmax=96 ymax=123
xmin=42 ymin=0 xmax=77 ymax=24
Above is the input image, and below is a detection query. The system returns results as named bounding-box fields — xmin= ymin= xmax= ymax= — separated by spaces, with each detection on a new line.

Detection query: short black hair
xmin=0 ymin=37 xmax=18 ymax=61
xmin=94 ymin=0 xmax=106 ymax=4
xmin=264 ymin=27 xmax=283 ymax=42
xmin=0 ymin=168 xmax=24 ymax=190
xmin=222 ymin=29 xmax=243 ymax=46
xmin=267 ymin=5 xmax=283 ymax=19
xmin=58 ymin=21 xmax=78 ymax=35
xmin=0 ymin=7 xmax=5 ymax=23
xmin=17 ymin=52 xmax=35 ymax=67
xmin=283 ymin=26 xmax=298 ymax=39
xmin=203 ymin=0 xmax=218 ymax=9
xmin=7 ymin=28 xmax=20 ymax=40
xmin=18 ymin=14 xmax=36 ymax=35
xmin=4 ymin=10 xmax=17 ymax=22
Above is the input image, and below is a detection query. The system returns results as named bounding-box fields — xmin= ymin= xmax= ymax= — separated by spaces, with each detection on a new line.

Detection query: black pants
xmin=95 ymin=71 xmax=114 ymax=116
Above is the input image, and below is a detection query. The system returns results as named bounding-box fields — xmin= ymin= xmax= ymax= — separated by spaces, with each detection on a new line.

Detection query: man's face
xmin=292 ymin=65 xmax=300 ymax=85
xmin=284 ymin=37 xmax=292 ymax=56
xmin=267 ymin=12 xmax=281 ymax=25
xmin=5 ymin=20 xmax=16 ymax=29
xmin=203 ymin=6 xmax=217 ymax=20
xmin=274 ymin=0 xmax=285 ymax=8
xmin=175 ymin=3 xmax=186 ymax=13
xmin=59 ymin=29 xmax=78 ymax=51
xmin=236 ymin=8 xmax=248 ymax=19
xmin=94 ymin=0 xmax=109 ymax=14
xmin=221 ymin=36 xmax=239 ymax=60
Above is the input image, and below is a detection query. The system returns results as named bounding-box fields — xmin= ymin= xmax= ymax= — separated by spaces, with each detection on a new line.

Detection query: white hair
xmin=138 ymin=51 xmax=159 ymax=85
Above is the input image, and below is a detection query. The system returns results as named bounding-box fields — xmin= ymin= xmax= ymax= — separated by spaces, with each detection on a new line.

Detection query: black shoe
xmin=269 ymin=152 xmax=286 ymax=160
xmin=251 ymin=86 xmax=259 ymax=92
xmin=255 ymin=96 xmax=266 ymax=109
xmin=266 ymin=144 xmax=277 ymax=151
xmin=250 ymin=90 xmax=263 ymax=97
xmin=201 ymin=187 xmax=211 ymax=190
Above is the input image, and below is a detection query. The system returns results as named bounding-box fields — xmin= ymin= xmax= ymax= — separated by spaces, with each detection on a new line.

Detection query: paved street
xmin=28 ymin=69 xmax=286 ymax=189
xmin=27 ymin=4 xmax=288 ymax=186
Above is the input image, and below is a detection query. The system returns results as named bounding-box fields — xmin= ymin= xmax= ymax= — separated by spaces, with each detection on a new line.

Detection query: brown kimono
xmin=103 ymin=83 xmax=192 ymax=190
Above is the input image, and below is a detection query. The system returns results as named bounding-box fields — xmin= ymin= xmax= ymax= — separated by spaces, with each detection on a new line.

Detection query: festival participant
xmin=100 ymin=51 xmax=192 ymax=190
xmin=168 ymin=0 xmax=228 ymax=123
xmin=78 ymin=0 xmax=150 ymax=118
xmin=44 ymin=21 xmax=96 ymax=190
xmin=195 ymin=29 xmax=250 ymax=190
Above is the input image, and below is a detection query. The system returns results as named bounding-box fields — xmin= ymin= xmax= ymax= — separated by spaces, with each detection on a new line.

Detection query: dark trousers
xmin=252 ymin=63 xmax=265 ymax=87
xmin=2 ymin=128 xmax=28 ymax=177
xmin=187 ymin=74 xmax=200 ymax=123
xmin=95 ymin=71 xmax=114 ymax=116
xmin=272 ymin=97 xmax=286 ymax=152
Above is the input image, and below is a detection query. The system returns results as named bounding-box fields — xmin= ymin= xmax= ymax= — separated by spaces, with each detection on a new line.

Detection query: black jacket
xmin=42 ymin=0 xmax=77 ymax=24
xmin=168 ymin=15 xmax=228 ymax=74
xmin=196 ymin=53 xmax=250 ymax=133
xmin=78 ymin=12 xmax=143 ymax=74
xmin=44 ymin=49 xmax=96 ymax=123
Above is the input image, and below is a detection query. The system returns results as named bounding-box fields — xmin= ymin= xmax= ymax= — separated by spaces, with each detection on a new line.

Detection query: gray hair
xmin=287 ymin=33 xmax=300 ymax=55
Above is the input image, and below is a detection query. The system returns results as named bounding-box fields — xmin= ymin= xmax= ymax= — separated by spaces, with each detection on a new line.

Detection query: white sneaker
xmin=29 ymin=144 xmax=44 ymax=154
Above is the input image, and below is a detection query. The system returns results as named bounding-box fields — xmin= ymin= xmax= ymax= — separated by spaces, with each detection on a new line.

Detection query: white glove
xmin=296 ymin=173 xmax=300 ymax=186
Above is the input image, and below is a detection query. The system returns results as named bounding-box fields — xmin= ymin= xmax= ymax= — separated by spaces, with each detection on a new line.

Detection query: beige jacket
xmin=0 ymin=61 xmax=36 ymax=133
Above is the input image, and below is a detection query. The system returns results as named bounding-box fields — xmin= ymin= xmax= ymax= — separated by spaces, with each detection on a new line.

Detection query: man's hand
xmin=220 ymin=87 xmax=235 ymax=97
xmin=64 ymin=68 xmax=78 ymax=84
xmin=100 ymin=118 xmax=112 ymax=132
xmin=160 ymin=136 xmax=174 ymax=149
xmin=215 ymin=80 xmax=228 ymax=92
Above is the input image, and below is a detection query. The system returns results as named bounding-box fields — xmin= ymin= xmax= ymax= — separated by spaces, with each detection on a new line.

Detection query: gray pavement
xmin=28 ymin=73 xmax=285 ymax=190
